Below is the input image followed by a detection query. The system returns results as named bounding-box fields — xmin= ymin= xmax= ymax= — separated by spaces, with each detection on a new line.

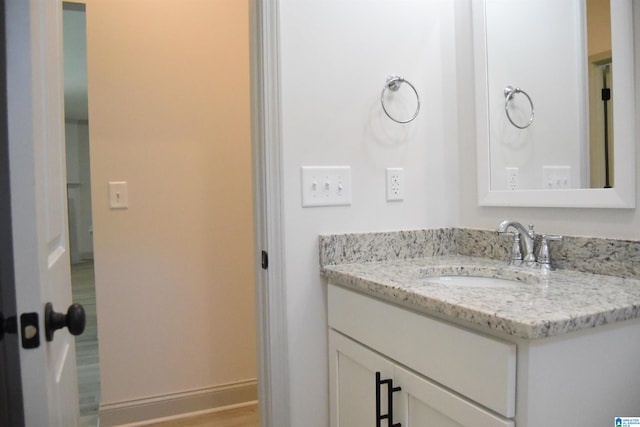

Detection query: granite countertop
xmin=321 ymin=254 xmax=640 ymax=340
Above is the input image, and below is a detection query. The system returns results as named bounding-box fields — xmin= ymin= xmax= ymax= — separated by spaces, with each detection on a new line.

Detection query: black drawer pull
xmin=376 ymin=371 xmax=401 ymax=427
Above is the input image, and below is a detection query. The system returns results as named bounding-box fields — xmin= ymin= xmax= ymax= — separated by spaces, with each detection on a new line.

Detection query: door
xmin=394 ymin=365 xmax=514 ymax=427
xmin=329 ymin=330 xmax=396 ymax=427
xmin=330 ymin=331 xmax=514 ymax=427
xmin=6 ymin=0 xmax=81 ymax=425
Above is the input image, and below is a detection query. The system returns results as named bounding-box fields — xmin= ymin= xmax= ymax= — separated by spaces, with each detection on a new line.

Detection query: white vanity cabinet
xmin=328 ymin=284 xmax=516 ymax=427
xmin=330 ymin=331 xmax=514 ymax=427
xmin=328 ymin=283 xmax=640 ymax=427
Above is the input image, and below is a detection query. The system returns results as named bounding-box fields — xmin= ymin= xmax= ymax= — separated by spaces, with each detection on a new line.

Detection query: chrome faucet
xmin=497 ymin=220 xmax=536 ymax=263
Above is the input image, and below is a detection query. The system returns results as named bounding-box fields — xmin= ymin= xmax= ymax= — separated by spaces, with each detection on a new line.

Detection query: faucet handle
xmin=499 ymin=231 xmax=523 ymax=261
xmin=537 ymin=234 xmax=563 ymax=268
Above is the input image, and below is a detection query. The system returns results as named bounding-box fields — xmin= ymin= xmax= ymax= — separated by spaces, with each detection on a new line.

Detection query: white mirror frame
xmin=474 ymin=0 xmax=636 ymax=208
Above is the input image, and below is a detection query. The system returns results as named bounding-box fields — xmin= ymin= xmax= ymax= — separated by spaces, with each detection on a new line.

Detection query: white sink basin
xmin=424 ymin=275 xmax=522 ymax=288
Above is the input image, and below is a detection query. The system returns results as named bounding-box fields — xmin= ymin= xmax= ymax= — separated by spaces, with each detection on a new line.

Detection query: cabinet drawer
xmin=328 ymin=284 xmax=516 ymax=418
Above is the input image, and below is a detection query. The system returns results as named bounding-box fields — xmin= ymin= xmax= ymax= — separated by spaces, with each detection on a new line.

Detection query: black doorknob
xmin=45 ymin=302 xmax=86 ymax=342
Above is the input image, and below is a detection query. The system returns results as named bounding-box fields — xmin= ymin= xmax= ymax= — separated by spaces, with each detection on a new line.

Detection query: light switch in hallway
xmin=109 ymin=181 xmax=128 ymax=209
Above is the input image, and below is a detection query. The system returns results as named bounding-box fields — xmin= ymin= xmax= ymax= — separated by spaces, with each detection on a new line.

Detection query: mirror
xmin=473 ymin=0 xmax=635 ymax=208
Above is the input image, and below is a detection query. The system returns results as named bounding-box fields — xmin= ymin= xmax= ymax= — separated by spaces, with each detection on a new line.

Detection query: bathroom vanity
xmin=321 ymin=229 xmax=640 ymax=426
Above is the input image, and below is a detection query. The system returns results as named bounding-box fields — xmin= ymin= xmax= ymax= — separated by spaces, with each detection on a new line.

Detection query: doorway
xmin=63 ymin=1 xmax=258 ymax=425
xmin=63 ymin=3 xmax=100 ymax=426
xmin=2 ymin=1 xmax=280 ymax=425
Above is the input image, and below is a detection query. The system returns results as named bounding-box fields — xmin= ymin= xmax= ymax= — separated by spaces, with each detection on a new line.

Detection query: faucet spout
xmin=497 ymin=219 xmax=536 ymax=262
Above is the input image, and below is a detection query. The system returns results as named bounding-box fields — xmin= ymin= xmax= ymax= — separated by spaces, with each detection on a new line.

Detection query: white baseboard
xmin=99 ymin=379 xmax=257 ymax=427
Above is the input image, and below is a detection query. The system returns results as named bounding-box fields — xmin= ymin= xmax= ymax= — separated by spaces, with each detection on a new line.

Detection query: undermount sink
xmin=423 ymin=275 xmax=522 ymax=288
xmin=417 ymin=265 xmax=542 ymax=288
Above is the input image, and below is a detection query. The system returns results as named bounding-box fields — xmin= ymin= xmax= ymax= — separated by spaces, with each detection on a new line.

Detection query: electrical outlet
xmin=301 ymin=166 xmax=352 ymax=207
xmin=386 ymin=168 xmax=404 ymax=201
xmin=506 ymin=167 xmax=518 ymax=191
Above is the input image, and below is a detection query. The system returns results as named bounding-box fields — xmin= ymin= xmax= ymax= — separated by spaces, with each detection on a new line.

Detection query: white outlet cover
xmin=386 ymin=167 xmax=404 ymax=201
xmin=301 ymin=166 xmax=352 ymax=207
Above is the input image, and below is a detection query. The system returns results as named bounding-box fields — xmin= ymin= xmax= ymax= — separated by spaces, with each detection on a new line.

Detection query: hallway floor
xmin=146 ymin=404 xmax=259 ymax=427
xmin=71 ymin=260 xmax=101 ymax=427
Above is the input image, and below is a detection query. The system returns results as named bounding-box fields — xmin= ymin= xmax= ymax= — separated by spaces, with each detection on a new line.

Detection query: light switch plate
xmin=301 ymin=166 xmax=352 ymax=207
xmin=109 ymin=181 xmax=128 ymax=209
xmin=542 ymin=166 xmax=571 ymax=189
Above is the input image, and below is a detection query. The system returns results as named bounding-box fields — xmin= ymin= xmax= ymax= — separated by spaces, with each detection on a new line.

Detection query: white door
xmin=329 ymin=330 xmax=395 ymax=427
xmin=329 ymin=331 xmax=514 ymax=427
xmin=394 ymin=365 xmax=514 ymax=427
xmin=6 ymin=0 xmax=81 ymax=426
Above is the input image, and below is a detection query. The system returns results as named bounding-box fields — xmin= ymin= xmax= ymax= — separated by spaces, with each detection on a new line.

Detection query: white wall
xmin=278 ymin=1 xmax=459 ymax=424
xmin=63 ymin=6 xmax=89 ymax=121
xmin=84 ymin=0 xmax=256 ymax=412
xmin=482 ymin=0 xmax=587 ymax=190
xmin=458 ymin=1 xmax=640 ymax=239
xmin=65 ymin=121 xmax=93 ymax=262
xmin=63 ymin=6 xmax=93 ymax=263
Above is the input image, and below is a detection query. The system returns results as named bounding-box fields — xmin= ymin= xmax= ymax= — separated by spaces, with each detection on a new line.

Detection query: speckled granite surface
xmin=456 ymin=228 xmax=640 ymax=279
xmin=321 ymin=228 xmax=640 ymax=278
xmin=319 ymin=229 xmax=457 ymax=266
xmin=320 ymin=228 xmax=640 ymax=339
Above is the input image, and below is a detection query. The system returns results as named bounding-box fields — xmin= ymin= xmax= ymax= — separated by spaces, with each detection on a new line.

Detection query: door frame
xmin=250 ymin=1 xmax=291 ymax=426
xmin=0 ymin=0 xmax=26 ymax=423
xmin=1 ymin=0 xmax=290 ymax=425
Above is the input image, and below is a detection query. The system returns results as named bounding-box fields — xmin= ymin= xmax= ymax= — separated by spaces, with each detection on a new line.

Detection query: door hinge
xmin=261 ymin=250 xmax=269 ymax=270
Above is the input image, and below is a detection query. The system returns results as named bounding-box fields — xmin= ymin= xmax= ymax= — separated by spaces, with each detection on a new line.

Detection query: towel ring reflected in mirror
xmin=504 ymin=85 xmax=534 ymax=129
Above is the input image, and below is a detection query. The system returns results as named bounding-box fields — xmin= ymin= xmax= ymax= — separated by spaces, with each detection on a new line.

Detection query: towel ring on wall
xmin=381 ymin=75 xmax=421 ymax=124
xmin=504 ymin=85 xmax=534 ymax=129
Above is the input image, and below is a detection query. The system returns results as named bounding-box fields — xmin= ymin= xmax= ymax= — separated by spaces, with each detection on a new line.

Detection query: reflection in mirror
xmin=587 ymin=0 xmax=613 ymax=188
xmin=484 ymin=0 xmax=605 ymax=190
xmin=473 ymin=0 xmax=635 ymax=208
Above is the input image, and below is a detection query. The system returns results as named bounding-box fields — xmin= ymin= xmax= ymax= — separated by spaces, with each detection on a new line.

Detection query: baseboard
xmin=98 ymin=379 xmax=257 ymax=427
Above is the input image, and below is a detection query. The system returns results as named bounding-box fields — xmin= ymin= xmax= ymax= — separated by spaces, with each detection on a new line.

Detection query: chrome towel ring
xmin=504 ymin=85 xmax=534 ymax=129
xmin=381 ymin=75 xmax=421 ymax=124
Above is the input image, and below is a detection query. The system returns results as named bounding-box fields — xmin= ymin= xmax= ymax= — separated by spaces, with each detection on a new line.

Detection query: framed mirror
xmin=474 ymin=0 xmax=635 ymax=208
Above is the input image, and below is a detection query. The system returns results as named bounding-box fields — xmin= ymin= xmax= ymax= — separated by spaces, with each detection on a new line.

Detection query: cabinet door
xmin=395 ymin=365 xmax=514 ymax=427
xmin=329 ymin=330 xmax=396 ymax=427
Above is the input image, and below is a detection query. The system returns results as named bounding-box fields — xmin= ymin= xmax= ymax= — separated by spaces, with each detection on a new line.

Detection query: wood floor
xmin=71 ymin=260 xmax=101 ymax=427
xmin=144 ymin=404 xmax=259 ymax=427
